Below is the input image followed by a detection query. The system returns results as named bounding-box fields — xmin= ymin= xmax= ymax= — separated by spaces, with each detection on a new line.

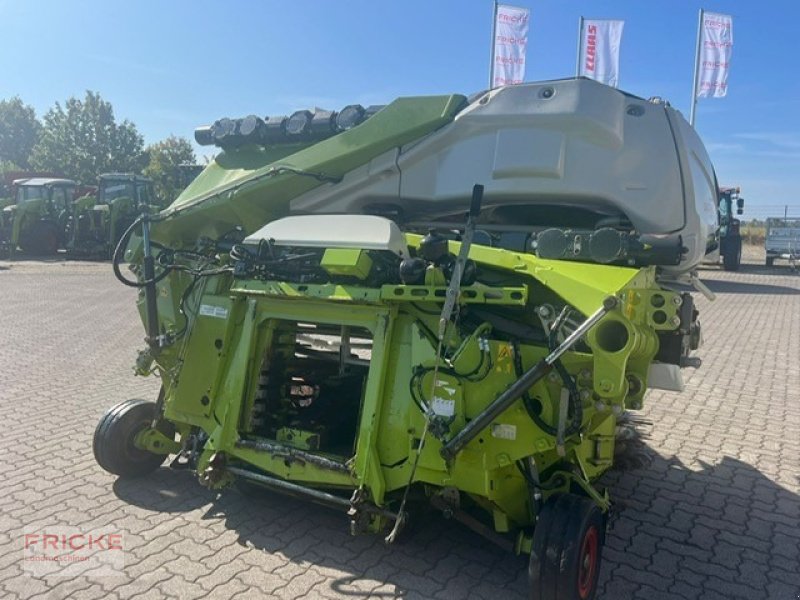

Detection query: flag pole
xmin=489 ymin=0 xmax=499 ymax=89
xmin=575 ymin=16 xmax=584 ymax=77
xmin=689 ymin=8 xmax=704 ymax=127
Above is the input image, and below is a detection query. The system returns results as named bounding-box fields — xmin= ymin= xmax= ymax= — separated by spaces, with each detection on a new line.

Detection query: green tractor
xmin=68 ymin=173 xmax=156 ymax=259
xmin=717 ymin=186 xmax=745 ymax=271
xmin=93 ymin=79 xmax=711 ymax=599
xmin=0 ymin=177 xmax=77 ymax=256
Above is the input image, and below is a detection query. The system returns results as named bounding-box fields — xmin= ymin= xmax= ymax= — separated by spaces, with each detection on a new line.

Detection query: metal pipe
xmin=437 ymin=184 xmax=483 ymax=340
xmin=440 ymin=296 xmax=617 ymax=461
xmin=228 ymin=466 xmax=352 ymax=508
xmin=140 ymin=211 xmax=160 ymax=347
xmin=575 ymin=16 xmax=585 ymax=77
xmin=689 ymin=8 xmax=704 ymax=127
xmin=488 ymin=0 xmax=498 ymax=88
xmin=227 ymin=467 xmax=398 ymax=521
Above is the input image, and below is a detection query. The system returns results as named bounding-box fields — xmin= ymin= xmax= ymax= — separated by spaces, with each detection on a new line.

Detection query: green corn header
xmin=94 ymin=79 xmax=708 ymax=599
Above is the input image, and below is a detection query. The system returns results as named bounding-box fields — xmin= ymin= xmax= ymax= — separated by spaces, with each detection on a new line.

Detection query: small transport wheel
xmin=529 ymin=494 xmax=605 ymax=600
xmin=93 ymin=399 xmax=172 ymax=478
xmin=766 ymin=256 xmax=775 ymax=267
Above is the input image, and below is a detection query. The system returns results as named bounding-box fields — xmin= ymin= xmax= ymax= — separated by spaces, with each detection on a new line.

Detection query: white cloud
xmin=705 ymin=142 xmax=745 ymax=153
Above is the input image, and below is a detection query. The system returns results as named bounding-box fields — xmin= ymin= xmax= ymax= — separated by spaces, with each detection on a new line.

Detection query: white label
xmin=199 ymin=304 xmax=229 ymax=319
xmin=491 ymin=423 xmax=517 ymax=440
xmin=431 ymin=397 xmax=455 ymax=417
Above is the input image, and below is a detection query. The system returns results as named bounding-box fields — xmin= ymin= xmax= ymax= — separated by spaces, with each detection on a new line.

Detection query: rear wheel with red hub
xmin=529 ymin=494 xmax=605 ymax=600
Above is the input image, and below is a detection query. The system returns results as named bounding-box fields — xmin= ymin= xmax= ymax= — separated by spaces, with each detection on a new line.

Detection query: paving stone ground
xmin=1 ymin=249 xmax=799 ymax=600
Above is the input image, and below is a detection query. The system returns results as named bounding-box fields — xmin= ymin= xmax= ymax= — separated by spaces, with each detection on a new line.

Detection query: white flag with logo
xmin=578 ymin=19 xmax=624 ymax=88
xmin=697 ymin=12 xmax=733 ymax=98
xmin=492 ymin=4 xmax=530 ymax=88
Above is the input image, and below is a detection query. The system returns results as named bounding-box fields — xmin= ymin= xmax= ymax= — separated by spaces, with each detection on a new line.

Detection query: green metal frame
xmin=104 ymin=90 xmax=695 ymax=556
xmin=129 ymin=234 xmax=677 ymax=548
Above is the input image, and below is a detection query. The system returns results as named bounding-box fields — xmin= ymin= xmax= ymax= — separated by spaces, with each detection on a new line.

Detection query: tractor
xmin=717 ymin=186 xmax=744 ymax=271
xmin=0 ymin=177 xmax=77 ymax=256
xmin=93 ymin=79 xmax=713 ymax=599
xmin=68 ymin=173 xmax=156 ymax=259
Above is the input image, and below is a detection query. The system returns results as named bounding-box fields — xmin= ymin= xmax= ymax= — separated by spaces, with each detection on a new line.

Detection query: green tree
xmin=30 ymin=91 xmax=146 ymax=183
xmin=0 ymin=97 xmax=42 ymax=169
xmin=143 ymin=135 xmax=196 ymax=203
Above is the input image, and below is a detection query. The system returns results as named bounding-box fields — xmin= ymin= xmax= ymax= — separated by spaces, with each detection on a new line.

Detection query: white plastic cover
xmin=244 ymin=215 xmax=409 ymax=257
xmin=647 ymin=362 xmax=685 ymax=392
xmin=291 ymin=79 xmax=719 ymax=274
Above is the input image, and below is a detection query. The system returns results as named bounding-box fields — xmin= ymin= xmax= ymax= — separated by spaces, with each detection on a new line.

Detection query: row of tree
xmin=0 ymin=92 xmax=197 ymax=201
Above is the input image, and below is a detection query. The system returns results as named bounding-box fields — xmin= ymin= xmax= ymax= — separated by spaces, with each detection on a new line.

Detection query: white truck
xmin=765 ymin=217 xmax=800 ymax=267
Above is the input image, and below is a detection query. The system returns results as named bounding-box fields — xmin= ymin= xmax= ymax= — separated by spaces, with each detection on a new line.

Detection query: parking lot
xmin=1 ymin=252 xmax=799 ymax=600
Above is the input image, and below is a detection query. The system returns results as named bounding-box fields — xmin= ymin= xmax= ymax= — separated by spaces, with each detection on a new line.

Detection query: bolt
xmin=670 ymin=315 xmax=681 ymax=327
xmin=548 ymin=372 xmax=559 ymax=383
xmin=611 ymin=405 xmax=623 ymax=416
xmin=594 ymin=401 xmax=605 ymax=412
xmin=580 ymin=369 xmax=592 ymax=380
xmin=599 ymin=380 xmax=614 ymax=393
xmin=672 ymin=295 xmax=683 ymax=306
xmin=580 ymin=389 xmax=592 ymax=402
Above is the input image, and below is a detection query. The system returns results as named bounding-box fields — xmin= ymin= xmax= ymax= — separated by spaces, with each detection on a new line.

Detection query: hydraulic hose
xmin=514 ymin=340 xmax=558 ymax=436
xmin=440 ymin=297 xmax=616 ymax=461
xmin=514 ymin=316 xmax=582 ymax=438
xmin=112 ymin=214 xmax=172 ymax=288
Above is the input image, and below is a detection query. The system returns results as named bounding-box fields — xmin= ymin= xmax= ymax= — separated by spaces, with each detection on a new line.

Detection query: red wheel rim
xmin=577 ymin=525 xmax=599 ymax=599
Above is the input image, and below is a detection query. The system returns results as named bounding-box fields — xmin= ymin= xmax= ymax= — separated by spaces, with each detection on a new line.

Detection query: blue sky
xmin=1 ymin=0 xmax=798 ymax=217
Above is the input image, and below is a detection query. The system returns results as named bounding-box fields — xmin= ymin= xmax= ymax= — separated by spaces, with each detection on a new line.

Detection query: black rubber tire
xmin=20 ymin=220 xmax=59 ymax=255
xmin=722 ymin=243 xmax=741 ymax=272
xmin=529 ymin=494 xmax=605 ymax=600
xmin=766 ymin=256 xmax=775 ymax=267
xmin=93 ymin=399 xmax=171 ymax=478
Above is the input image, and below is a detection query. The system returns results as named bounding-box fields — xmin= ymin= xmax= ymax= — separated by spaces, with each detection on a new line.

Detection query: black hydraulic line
xmin=112 ymin=214 xmax=171 ymax=288
xmin=440 ymin=296 xmax=617 ymax=461
xmin=441 ymin=360 xmax=553 ymax=462
xmin=469 ymin=308 xmax=548 ymax=345
xmin=547 ymin=315 xmax=583 ymax=435
xmin=173 ymin=274 xmax=201 ymax=339
xmin=514 ymin=339 xmax=558 ymax=436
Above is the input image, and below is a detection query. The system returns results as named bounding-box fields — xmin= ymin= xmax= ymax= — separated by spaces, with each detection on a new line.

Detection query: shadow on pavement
xmin=2 ymin=252 xmax=68 ymax=263
xmin=596 ymin=418 xmax=800 ymax=599
xmin=702 ymin=278 xmax=800 ymax=295
xmin=109 ymin=422 xmax=800 ymax=599
xmin=113 ymin=467 xmax=216 ymax=513
xmin=738 ymin=262 xmax=798 ymax=276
